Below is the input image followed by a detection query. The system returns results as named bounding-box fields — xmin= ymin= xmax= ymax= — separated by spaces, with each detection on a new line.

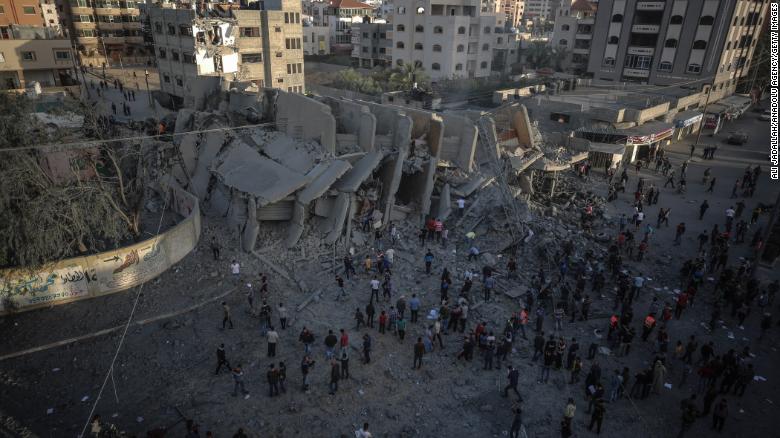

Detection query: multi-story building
xmin=350 ymin=20 xmax=391 ymax=67
xmin=551 ymin=0 xmax=595 ymax=73
xmin=303 ymin=0 xmax=374 ymax=52
xmin=0 ymin=25 xmax=75 ymax=89
xmin=62 ymin=0 xmax=148 ymax=66
xmin=389 ymin=0 xmax=518 ymax=79
xmin=587 ymin=0 xmax=770 ymax=101
xmin=523 ymin=0 xmax=556 ymax=20
xmin=149 ymin=0 xmax=304 ymax=107
xmin=39 ymin=0 xmax=61 ymax=28
xmin=495 ymin=0 xmax=523 ymax=28
xmin=302 ymin=15 xmax=330 ymax=55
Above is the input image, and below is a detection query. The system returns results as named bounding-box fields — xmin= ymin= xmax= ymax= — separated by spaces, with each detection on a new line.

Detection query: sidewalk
xmin=80 ymin=68 xmax=171 ymax=123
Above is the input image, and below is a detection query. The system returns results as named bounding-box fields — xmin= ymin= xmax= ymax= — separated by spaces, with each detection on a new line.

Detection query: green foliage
xmin=387 ymin=64 xmax=430 ymax=91
xmin=330 ymin=68 xmax=384 ymax=95
xmin=524 ymin=41 xmax=554 ymax=70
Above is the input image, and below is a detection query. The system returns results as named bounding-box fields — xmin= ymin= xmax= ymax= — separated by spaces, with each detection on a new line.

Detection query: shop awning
xmin=588 ymin=142 xmax=626 ymax=155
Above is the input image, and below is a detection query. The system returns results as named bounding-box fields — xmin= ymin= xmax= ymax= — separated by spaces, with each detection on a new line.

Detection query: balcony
xmin=572 ymin=47 xmax=590 ymax=55
xmin=623 ymin=68 xmax=650 ymax=78
xmin=631 ymin=24 xmax=660 ymax=33
xmin=125 ymin=36 xmax=143 ymax=44
xmin=96 ymin=22 xmax=123 ymax=30
xmin=579 ymin=17 xmax=595 ymax=25
xmin=627 ymin=46 xmax=654 ymax=56
xmin=575 ymin=32 xmax=592 ymax=40
xmin=636 ymin=1 xmax=665 ymax=11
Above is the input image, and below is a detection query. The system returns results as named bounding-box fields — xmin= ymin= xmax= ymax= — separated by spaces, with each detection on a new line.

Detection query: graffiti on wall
xmin=0 ymin=266 xmax=92 ymax=307
xmin=99 ymin=241 xmax=167 ymax=291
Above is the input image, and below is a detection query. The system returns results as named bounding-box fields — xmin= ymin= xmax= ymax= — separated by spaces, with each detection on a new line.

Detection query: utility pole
xmin=693 ymin=82 xmax=713 ymax=147
xmin=70 ymin=44 xmax=90 ymax=99
xmin=145 ymin=69 xmax=153 ymax=107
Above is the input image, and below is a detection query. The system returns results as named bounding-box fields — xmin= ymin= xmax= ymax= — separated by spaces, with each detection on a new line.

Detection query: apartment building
xmin=495 ymin=0 xmax=524 ymax=28
xmin=149 ymin=0 xmax=304 ymax=107
xmin=350 ymin=20 xmax=391 ymax=67
xmin=551 ymin=0 xmax=595 ymax=73
xmin=587 ymin=0 xmax=770 ymax=101
xmin=302 ymin=16 xmax=329 ymax=55
xmin=389 ymin=0 xmax=518 ymax=80
xmin=303 ymin=0 xmax=374 ymax=52
xmin=523 ymin=0 xmax=556 ymax=20
xmin=0 ymin=25 xmax=74 ymax=89
xmin=39 ymin=0 xmax=60 ymax=28
xmin=0 ymin=0 xmax=45 ymax=26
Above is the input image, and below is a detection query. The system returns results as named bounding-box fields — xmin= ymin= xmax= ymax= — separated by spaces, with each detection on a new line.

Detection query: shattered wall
xmin=440 ymin=112 xmax=477 ymax=170
xmin=275 ymin=90 xmax=336 ymax=153
xmin=321 ymin=97 xmax=377 ymax=153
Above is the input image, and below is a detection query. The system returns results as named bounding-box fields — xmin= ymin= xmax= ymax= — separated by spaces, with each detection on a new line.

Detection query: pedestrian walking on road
xmin=267 ymin=326 xmax=279 ymax=357
xmin=503 ymin=365 xmax=522 ymax=400
xmin=222 ymin=302 xmax=234 ymax=329
xmin=231 ymin=365 xmax=249 ymax=396
xmin=328 ymin=360 xmax=340 ymax=395
xmin=413 ymin=337 xmax=425 ymax=369
xmin=215 ymin=344 xmax=231 ymax=374
xmin=278 ymin=303 xmax=288 ymax=329
xmin=699 ymin=200 xmax=709 ymax=220
xmin=210 ymin=236 xmax=220 ymax=260
xmin=267 ymin=364 xmax=280 ymax=397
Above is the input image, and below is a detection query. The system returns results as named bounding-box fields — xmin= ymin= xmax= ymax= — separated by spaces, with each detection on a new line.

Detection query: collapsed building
xmin=166 ymin=87 xmax=483 ymax=252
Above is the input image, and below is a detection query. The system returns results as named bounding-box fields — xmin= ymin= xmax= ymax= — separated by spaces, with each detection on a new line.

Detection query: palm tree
xmin=389 ymin=63 xmax=429 ymax=91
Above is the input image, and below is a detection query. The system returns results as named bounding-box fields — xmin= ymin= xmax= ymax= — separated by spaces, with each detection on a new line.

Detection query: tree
xmin=330 ymin=68 xmax=384 ymax=95
xmin=0 ymin=93 xmax=146 ymax=269
xmin=388 ymin=63 xmax=430 ymax=91
xmin=524 ymin=41 xmax=553 ymax=70
xmin=551 ymin=47 xmax=571 ymax=71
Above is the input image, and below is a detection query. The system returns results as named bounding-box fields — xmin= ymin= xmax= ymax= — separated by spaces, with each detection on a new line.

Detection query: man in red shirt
xmin=675 ymin=293 xmax=689 ymax=319
xmin=339 ymin=329 xmax=349 ymax=349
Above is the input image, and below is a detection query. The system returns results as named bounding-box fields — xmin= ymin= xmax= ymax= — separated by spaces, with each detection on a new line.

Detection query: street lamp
xmin=145 ymin=69 xmax=153 ymax=108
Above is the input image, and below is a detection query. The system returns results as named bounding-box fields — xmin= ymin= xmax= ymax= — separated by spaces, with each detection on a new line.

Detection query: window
xmin=414 ymin=60 xmax=422 ymax=68
xmin=664 ymin=38 xmax=677 ymax=48
xmin=241 ymin=27 xmax=260 ymax=37
xmin=433 ymin=44 xmax=442 ymax=52
xmin=163 ymin=74 xmax=170 ymax=83
xmin=658 ymin=61 xmax=672 ymax=72
xmin=158 ymin=48 xmax=166 ymax=59
xmin=497 ymin=37 xmax=502 ymax=44
xmin=183 ymin=52 xmax=194 ymax=63
xmin=624 ymin=54 xmax=652 ymax=70
xmin=457 ymin=26 xmax=466 ymax=34
xmin=0 ymin=5 xmax=4 ymax=13
xmin=415 ymin=24 xmax=423 ymax=32
xmin=396 ymin=24 xmax=405 ymax=31
xmin=175 ymin=76 xmax=183 ymax=86
xmin=22 ymin=6 xmax=35 ymax=14
xmin=396 ymin=41 xmax=404 ymax=48
xmin=414 ymin=42 xmax=423 ymax=50
xmin=603 ymin=57 xmax=615 ymax=67
xmin=692 ymin=40 xmax=707 ymax=50
xmin=455 ymin=63 xmax=462 ymax=70
xmin=431 ymin=62 xmax=440 ymax=70
xmin=699 ymin=16 xmax=714 ymax=25
xmin=611 ymin=14 xmax=622 ymax=23
xmin=179 ymin=24 xmax=192 ymax=36
xmin=167 ymin=24 xmax=175 ymax=35
xmin=434 ymin=26 xmax=443 ymax=33
xmin=480 ymin=61 xmax=487 ymax=68
xmin=285 ymin=38 xmax=301 ymax=49
xmin=154 ymin=22 xmax=162 ymax=34
xmin=54 ymin=50 xmax=70 ymax=60
xmin=608 ymin=36 xmax=618 ymax=44
xmin=686 ymin=63 xmax=701 ymax=74
xmin=277 ymin=77 xmax=283 ymax=83
xmin=670 ymin=15 xmax=683 ymax=24
xmin=559 ymin=39 xmax=567 ymax=46
xmin=284 ymin=12 xmax=290 ymax=23
xmin=397 ymin=6 xmax=405 ymax=14
xmin=561 ymin=24 xmax=569 ymax=31
xmin=362 ymin=47 xmax=368 ymax=53
xmin=171 ymin=49 xmax=180 ymax=61
xmin=482 ymin=43 xmax=489 ymax=51
xmin=483 ymin=26 xmax=490 ymax=34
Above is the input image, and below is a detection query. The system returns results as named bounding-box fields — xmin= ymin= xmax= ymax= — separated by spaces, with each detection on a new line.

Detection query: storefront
xmin=622 ymin=121 xmax=674 ymax=161
xmin=672 ymin=110 xmax=703 ymax=141
xmin=587 ymin=142 xmax=626 ymax=170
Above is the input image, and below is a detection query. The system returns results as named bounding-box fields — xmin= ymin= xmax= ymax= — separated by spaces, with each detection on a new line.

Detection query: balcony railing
xmin=631 ymin=24 xmax=660 ymax=33
xmin=636 ymin=1 xmax=665 ymax=11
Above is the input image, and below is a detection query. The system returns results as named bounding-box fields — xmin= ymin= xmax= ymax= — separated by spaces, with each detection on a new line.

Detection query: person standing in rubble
xmin=424 ymin=250 xmax=434 ymax=275
xmin=434 ymin=218 xmax=443 ymax=242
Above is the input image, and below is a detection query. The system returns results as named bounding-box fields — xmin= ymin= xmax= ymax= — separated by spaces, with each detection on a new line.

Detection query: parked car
xmin=758 ymin=110 xmax=771 ymax=121
xmin=726 ymin=132 xmax=749 ymax=145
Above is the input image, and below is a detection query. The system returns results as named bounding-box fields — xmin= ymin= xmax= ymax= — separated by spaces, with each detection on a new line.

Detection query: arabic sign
xmin=627 ymin=128 xmax=674 ymax=146
xmin=674 ymin=114 xmax=703 ymax=128
xmin=0 ymin=266 xmax=91 ymax=307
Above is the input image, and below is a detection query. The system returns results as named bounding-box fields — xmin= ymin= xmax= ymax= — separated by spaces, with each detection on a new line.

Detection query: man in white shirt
xmin=230 ymin=260 xmax=240 ymax=283
xmin=355 ymin=423 xmax=373 ymax=438
xmin=370 ymin=277 xmax=380 ymax=302
xmin=385 ymin=248 xmax=395 ymax=264
xmin=267 ymin=326 xmax=279 ymax=357
xmin=457 ymin=198 xmax=466 ymax=217
xmin=725 ymin=206 xmax=736 ymax=227
xmin=632 ymin=273 xmax=645 ymax=302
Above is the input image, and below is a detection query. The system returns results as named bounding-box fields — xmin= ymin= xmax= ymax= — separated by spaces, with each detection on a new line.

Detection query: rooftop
xmin=329 ymin=0 xmax=374 ymax=9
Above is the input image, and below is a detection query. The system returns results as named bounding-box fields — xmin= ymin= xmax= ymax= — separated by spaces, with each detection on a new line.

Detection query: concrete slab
xmin=261 ymin=134 xmax=320 ymax=175
xmin=325 ymin=192 xmax=350 ymax=244
xmin=190 ymin=130 xmax=227 ymax=201
xmin=214 ymin=141 xmax=308 ymax=206
xmin=332 ymin=151 xmax=383 ymax=193
xmin=297 ymin=160 xmax=352 ymax=204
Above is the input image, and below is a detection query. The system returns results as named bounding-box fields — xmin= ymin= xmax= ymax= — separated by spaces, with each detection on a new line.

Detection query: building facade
xmin=39 ymin=0 xmax=60 ymax=28
xmin=523 ymin=0 xmax=555 ymax=20
xmin=551 ymin=0 xmax=595 ymax=73
xmin=150 ymin=0 xmax=304 ymax=106
xmin=302 ymin=19 xmax=329 ymax=55
xmin=350 ymin=20 xmax=391 ymax=67
xmin=0 ymin=25 xmax=74 ymax=89
xmin=303 ymin=0 xmax=374 ymax=52
xmin=495 ymin=0 xmax=524 ymax=28
xmin=587 ymin=0 xmax=769 ymax=100
xmin=61 ymin=0 xmax=148 ymax=66
xmin=0 ymin=0 xmax=45 ymax=27
xmin=389 ymin=0 xmax=518 ymax=80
